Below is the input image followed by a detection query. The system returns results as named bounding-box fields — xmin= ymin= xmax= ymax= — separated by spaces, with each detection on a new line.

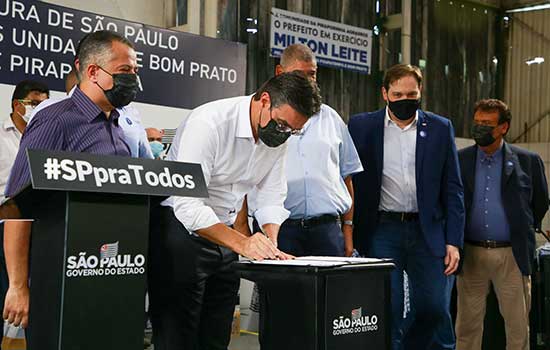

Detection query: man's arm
xmin=341 ymin=176 xmax=355 ymax=257
xmin=338 ymin=115 xmax=364 ymax=257
xmin=442 ymin=120 xmax=465 ymax=275
xmin=253 ymin=146 xmax=290 ymax=246
xmin=531 ymin=155 xmax=549 ymax=226
xmin=171 ymin=117 xmax=284 ymax=260
xmin=196 ymin=223 xmax=280 ymax=260
xmin=2 ymin=115 xmax=65 ymax=328
xmin=3 ymin=220 xmax=32 ymax=328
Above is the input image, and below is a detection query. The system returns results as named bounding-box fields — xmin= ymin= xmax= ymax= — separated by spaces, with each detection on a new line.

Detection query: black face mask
xmin=388 ymin=98 xmax=421 ymax=121
xmin=97 ymin=66 xmax=140 ymax=108
xmin=258 ymin=110 xmax=291 ymax=148
xmin=471 ymin=124 xmax=497 ymax=147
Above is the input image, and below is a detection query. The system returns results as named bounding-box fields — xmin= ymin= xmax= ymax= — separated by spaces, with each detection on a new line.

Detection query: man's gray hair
xmin=77 ymin=30 xmax=134 ymax=79
xmin=280 ymin=44 xmax=316 ymax=67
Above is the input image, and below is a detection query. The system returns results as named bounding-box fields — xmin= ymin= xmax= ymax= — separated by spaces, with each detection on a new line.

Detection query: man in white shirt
xmin=148 ymin=71 xmax=321 ymax=350
xmin=245 ymin=44 xmax=363 ymax=257
xmin=0 ymin=80 xmax=49 ymax=348
xmin=349 ymin=64 xmax=464 ymax=350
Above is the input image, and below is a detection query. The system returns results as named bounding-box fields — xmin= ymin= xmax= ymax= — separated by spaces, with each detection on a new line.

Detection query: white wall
xmin=40 ymin=0 xmax=176 ymax=28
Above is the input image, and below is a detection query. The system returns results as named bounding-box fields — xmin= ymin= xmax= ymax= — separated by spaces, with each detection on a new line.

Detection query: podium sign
xmin=325 ymin=271 xmax=387 ymax=348
xmin=4 ymin=150 xmax=208 ymax=350
xmin=27 ymin=149 xmax=207 ymax=197
xmin=234 ymin=260 xmax=393 ymax=350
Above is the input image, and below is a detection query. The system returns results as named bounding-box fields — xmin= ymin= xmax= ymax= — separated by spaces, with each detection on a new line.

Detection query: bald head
xmin=280 ymin=44 xmax=316 ymax=67
xmin=276 ymin=44 xmax=317 ymax=81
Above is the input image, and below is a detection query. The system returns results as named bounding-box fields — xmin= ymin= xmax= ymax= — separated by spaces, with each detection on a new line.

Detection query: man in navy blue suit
xmin=349 ymin=64 xmax=465 ymax=350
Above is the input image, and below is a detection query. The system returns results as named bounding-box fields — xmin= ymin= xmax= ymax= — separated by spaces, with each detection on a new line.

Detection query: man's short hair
xmin=77 ymin=30 xmax=134 ymax=78
xmin=474 ymin=99 xmax=512 ymax=125
xmin=11 ymin=80 xmax=50 ymax=110
xmin=254 ymin=71 xmax=322 ymax=118
xmin=280 ymin=44 xmax=316 ymax=67
xmin=383 ymin=64 xmax=423 ymax=91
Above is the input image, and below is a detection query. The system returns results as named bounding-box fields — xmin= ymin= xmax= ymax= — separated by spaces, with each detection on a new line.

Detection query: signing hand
xmin=3 ymin=285 xmax=30 ymax=328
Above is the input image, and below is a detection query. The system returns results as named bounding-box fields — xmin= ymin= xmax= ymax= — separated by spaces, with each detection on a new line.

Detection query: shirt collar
xmin=3 ymin=117 xmax=17 ymax=132
xmin=477 ymin=140 xmax=504 ymax=163
xmin=70 ymin=86 xmax=120 ymax=125
xmin=236 ymin=95 xmax=254 ymax=139
xmin=384 ymin=106 xmax=418 ymax=130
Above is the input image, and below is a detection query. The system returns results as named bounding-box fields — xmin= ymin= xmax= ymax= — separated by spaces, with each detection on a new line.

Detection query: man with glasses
xmin=455 ymin=99 xmax=549 ymax=350
xmin=0 ymin=79 xmax=49 ymax=349
xmin=2 ymin=30 xmax=137 ymax=331
xmin=244 ymin=44 xmax=363 ymax=258
xmin=149 ymin=71 xmax=322 ymax=350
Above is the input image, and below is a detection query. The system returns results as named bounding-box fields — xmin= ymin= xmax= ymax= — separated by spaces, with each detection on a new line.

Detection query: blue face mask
xmin=149 ymin=141 xmax=164 ymax=158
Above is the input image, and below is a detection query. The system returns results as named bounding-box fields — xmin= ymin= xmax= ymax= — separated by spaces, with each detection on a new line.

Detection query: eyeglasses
xmin=273 ymin=120 xmax=302 ymax=135
xmin=18 ymin=99 xmax=43 ymax=107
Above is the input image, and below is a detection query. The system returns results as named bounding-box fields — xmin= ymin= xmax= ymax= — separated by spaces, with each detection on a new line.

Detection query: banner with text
xmin=0 ymin=0 xmax=247 ymax=109
xmin=270 ymin=7 xmax=372 ymax=74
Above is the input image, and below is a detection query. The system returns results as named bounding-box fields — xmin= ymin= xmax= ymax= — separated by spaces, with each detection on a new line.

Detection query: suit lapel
xmin=374 ymin=111 xmax=385 ymax=185
xmin=502 ymin=142 xmax=517 ymax=188
xmin=462 ymin=146 xmax=477 ymax=195
xmin=415 ymin=111 xmax=428 ymax=180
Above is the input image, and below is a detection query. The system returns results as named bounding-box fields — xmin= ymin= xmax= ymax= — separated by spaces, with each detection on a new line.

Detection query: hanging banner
xmin=270 ymin=7 xmax=373 ymax=74
xmin=0 ymin=0 xmax=247 ymax=110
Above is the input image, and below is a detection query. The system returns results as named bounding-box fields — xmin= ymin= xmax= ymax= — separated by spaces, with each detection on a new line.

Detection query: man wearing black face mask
xmin=149 ymin=71 xmax=321 ymax=350
xmin=349 ymin=64 xmax=465 ymax=350
xmin=2 ymin=30 xmax=134 ymax=330
xmin=455 ymin=99 xmax=548 ymax=350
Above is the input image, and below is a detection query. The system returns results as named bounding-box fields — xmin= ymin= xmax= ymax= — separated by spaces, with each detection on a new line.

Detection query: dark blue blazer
xmin=459 ymin=143 xmax=549 ymax=275
xmin=348 ymin=108 xmax=465 ymax=258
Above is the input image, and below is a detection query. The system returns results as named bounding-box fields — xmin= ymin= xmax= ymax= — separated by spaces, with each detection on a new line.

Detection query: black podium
xmin=0 ymin=150 xmax=207 ymax=350
xmin=234 ymin=258 xmax=394 ymax=350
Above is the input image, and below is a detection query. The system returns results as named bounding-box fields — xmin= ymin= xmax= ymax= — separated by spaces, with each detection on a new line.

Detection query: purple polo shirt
xmin=5 ymin=87 xmax=130 ymax=198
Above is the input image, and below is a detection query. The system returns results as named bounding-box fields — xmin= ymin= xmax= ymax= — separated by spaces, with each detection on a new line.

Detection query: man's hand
xmin=444 ymin=244 xmax=460 ymax=275
xmin=342 ymin=224 xmax=354 ymax=257
xmin=237 ymin=233 xmax=288 ymax=261
xmin=3 ymin=285 xmax=29 ymax=328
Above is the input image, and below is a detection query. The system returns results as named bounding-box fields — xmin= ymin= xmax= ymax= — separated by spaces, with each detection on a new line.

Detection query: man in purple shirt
xmin=2 ymin=30 xmax=140 ymax=329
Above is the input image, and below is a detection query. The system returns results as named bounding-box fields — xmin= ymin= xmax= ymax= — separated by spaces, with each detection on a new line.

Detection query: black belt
xmin=378 ymin=211 xmax=419 ymax=222
xmin=466 ymin=240 xmax=512 ymax=249
xmin=285 ymin=214 xmax=338 ymax=228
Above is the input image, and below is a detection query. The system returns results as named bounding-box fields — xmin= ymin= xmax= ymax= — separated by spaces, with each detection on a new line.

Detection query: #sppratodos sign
xmin=26 ymin=149 xmax=208 ymax=198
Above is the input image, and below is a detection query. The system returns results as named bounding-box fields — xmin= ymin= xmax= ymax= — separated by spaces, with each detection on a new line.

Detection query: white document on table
xmin=244 ymin=256 xmax=386 ymax=267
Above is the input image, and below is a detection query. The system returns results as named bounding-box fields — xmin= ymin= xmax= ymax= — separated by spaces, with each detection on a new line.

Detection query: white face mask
xmin=18 ymin=105 xmax=35 ymax=123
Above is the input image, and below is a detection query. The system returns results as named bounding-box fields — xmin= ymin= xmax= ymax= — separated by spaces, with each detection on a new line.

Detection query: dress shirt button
xmin=485 ymin=199 xmax=488 ymax=202
xmin=485 ymin=210 xmax=488 ymax=214
xmin=485 ymin=224 xmax=489 ymax=228
xmin=486 ymin=187 xmax=489 ymax=191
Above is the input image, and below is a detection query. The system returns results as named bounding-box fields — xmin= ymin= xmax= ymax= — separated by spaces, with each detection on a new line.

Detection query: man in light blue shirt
xmin=247 ymin=44 xmax=363 ymax=256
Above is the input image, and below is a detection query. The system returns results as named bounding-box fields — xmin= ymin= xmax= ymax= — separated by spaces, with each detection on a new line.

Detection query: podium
xmin=233 ymin=257 xmax=394 ymax=350
xmin=0 ymin=150 xmax=207 ymax=350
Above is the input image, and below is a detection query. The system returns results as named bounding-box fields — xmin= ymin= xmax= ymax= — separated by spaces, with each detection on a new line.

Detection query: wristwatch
xmin=343 ymin=220 xmax=353 ymax=226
